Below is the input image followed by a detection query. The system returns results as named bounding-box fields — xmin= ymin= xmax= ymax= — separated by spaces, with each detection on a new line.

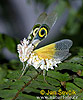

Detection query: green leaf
xmin=78 ymin=48 xmax=83 ymax=56
xmin=61 ymin=8 xmax=79 ymax=36
xmin=68 ymin=56 xmax=83 ymax=65
xmin=47 ymin=70 xmax=71 ymax=81
xmin=24 ymin=87 xmax=40 ymax=93
xmin=74 ymin=78 xmax=83 ymax=89
xmin=7 ymin=70 xmax=21 ymax=79
xmin=0 ymin=81 xmax=10 ymax=90
xmin=80 ymin=71 xmax=83 ymax=76
xmin=17 ymin=93 xmax=37 ymax=100
xmin=21 ymin=75 xmax=31 ymax=83
xmin=0 ymin=34 xmax=5 ymax=49
xmin=0 ymin=67 xmax=7 ymax=82
xmin=25 ymin=70 xmax=38 ymax=78
xmin=46 ymin=76 xmax=60 ymax=86
xmin=0 ymin=89 xmax=18 ymax=99
xmin=0 ymin=34 xmax=18 ymax=53
xmin=29 ymin=80 xmax=59 ymax=91
xmin=36 ymin=75 xmax=60 ymax=86
xmin=55 ymin=1 xmax=67 ymax=17
xmin=10 ymin=80 xmax=25 ymax=90
xmin=4 ymin=35 xmax=16 ymax=53
xmin=56 ymin=62 xmax=83 ymax=72
xmin=9 ymin=60 xmax=22 ymax=70
xmin=66 ymin=83 xmax=81 ymax=93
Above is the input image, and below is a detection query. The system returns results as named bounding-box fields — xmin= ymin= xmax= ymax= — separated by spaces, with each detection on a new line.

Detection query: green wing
xmin=27 ymin=12 xmax=47 ymax=41
xmin=35 ymin=12 xmax=47 ymax=25
xmin=42 ymin=10 xmax=57 ymax=28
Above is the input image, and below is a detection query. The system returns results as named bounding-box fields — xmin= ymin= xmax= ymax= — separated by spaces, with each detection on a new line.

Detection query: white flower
xmin=46 ymin=59 xmax=54 ymax=70
xmin=17 ymin=38 xmax=34 ymax=62
xmin=27 ymin=53 xmax=61 ymax=71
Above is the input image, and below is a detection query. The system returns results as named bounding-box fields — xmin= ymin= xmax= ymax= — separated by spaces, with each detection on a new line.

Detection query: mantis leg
xmin=43 ymin=70 xmax=48 ymax=84
xmin=22 ymin=62 xmax=25 ymax=71
xmin=20 ymin=63 xmax=28 ymax=78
